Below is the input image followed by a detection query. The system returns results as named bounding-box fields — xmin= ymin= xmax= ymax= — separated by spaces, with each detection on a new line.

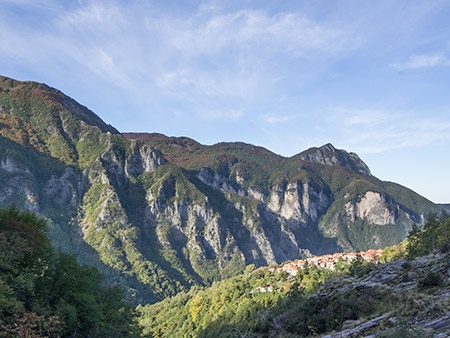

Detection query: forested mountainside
xmin=0 ymin=75 xmax=443 ymax=304
xmin=1 ymin=203 xmax=449 ymax=337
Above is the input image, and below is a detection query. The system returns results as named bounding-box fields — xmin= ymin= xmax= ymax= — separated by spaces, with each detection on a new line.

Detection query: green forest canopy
xmin=0 ymin=206 xmax=138 ymax=337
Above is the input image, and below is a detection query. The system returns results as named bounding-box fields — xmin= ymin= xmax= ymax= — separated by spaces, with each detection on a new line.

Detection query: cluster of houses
xmin=270 ymin=249 xmax=384 ymax=278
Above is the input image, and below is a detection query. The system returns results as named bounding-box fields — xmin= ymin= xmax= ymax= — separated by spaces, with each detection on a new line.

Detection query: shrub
xmin=418 ymin=271 xmax=443 ymax=289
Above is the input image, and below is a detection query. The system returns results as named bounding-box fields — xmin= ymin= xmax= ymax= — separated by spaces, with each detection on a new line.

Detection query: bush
xmin=418 ymin=271 xmax=443 ymax=289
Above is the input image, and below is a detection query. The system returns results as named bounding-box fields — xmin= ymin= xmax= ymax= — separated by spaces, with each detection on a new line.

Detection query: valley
xmin=0 ymin=75 xmax=449 ymax=337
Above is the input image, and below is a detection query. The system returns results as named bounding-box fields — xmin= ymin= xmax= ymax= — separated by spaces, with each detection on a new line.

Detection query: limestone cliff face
xmin=0 ymin=156 xmax=37 ymax=211
xmin=345 ymin=191 xmax=396 ymax=225
xmin=138 ymin=165 xmax=339 ymax=284
xmin=125 ymin=141 xmax=165 ymax=177
xmin=267 ymin=181 xmax=332 ymax=222
xmin=45 ymin=167 xmax=81 ymax=210
xmin=343 ymin=191 xmax=423 ymax=227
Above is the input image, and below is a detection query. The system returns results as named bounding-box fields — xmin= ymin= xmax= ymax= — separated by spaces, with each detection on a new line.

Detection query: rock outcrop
xmin=320 ymin=251 xmax=450 ymax=337
xmin=299 ymin=143 xmax=371 ymax=175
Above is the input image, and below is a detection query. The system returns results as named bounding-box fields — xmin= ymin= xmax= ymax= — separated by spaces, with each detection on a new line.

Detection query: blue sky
xmin=1 ymin=0 xmax=450 ymax=203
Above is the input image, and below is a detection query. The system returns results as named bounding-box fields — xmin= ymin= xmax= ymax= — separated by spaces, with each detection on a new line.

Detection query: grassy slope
xmin=0 ymin=75 xmax=118 ymax=168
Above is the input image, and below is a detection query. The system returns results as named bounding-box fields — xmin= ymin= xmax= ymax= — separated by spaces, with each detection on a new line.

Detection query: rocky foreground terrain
xmin=319 ymin=252 xmax=450 ymax=338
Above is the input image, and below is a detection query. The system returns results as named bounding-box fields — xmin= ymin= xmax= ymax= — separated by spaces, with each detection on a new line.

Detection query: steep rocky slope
xmin=0 ymin=75 xmax=443 ymax=304
xmin=124 ymin=132 xmax=437 ymax=253
xmin=319 ymin=251 xmax=450 ymax=337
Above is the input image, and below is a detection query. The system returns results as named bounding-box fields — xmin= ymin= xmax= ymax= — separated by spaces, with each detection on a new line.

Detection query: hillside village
xmin=271 ymin=249 xmax=384 ymax=277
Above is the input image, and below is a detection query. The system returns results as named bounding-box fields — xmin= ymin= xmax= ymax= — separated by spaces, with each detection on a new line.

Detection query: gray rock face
xmin=125 ymin=141 xmax=165 ymax=177
xmin=267 ymin=181 xmax=332 ymax=222
xmin=45 ymin=167 xmax=81 ymax=208
xmin=345 ymin=191 xmax=396 ymax=225
xmin=300 ymin=143 xmax=371 ymax=175
xmin=1 ymin=156 xmax=29 ymax=173
xmin=197 ymin=167 xmax=237 ymax=193
xmin=0 ymin=158 xmax=40 ymax=212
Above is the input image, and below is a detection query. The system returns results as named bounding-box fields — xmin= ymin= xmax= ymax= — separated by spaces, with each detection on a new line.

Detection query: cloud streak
xmin=161 ymin=10 xmax=358 ymax=57
xmin=1 ymin=1 xmax=361 ymax=101
xmin=197 ymin=108 xmax=245 ymax=120
xmin=262 ymin=113 xmax=296 ymax=124
xmin=391 ymin=53 xmax=450 ymax=70
xmin=331 ymin=108 xmax=450 ymax=154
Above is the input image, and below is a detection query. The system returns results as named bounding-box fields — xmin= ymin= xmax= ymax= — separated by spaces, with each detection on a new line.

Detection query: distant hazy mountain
xmin=0 ymin=75 xmax=442 ymax=304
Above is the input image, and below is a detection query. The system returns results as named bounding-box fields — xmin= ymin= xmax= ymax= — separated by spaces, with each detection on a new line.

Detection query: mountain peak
xmin=299 ymin=143 xmax=371 ymax=175
xmin=0 ymin=75 xmax=118 ymax=135
xmin=321 ymin=143 xmax=336 ymax=151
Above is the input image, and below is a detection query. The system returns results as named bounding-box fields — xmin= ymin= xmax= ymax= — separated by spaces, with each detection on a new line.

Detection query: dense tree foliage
xmin=377 ymin=212 xmax=450 ymax=263
xmin=0 ymin=206 xmax=138 ymax=337
xmin=137 ymin=259 xmax=376 ymax=337
xmin=407 ymin=212 xmax=450 ymax=257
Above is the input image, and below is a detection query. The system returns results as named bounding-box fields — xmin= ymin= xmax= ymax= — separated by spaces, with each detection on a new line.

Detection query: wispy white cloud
xmin=9 ymin=1 xmax=359 ymax=95
xmin=391 ymin=53 xmax=450 ymax=70
xmin=159 ymin=9 xmax=359 ymax=58
xmin=58 ymin=1 xmax=126 ymax=34
xmin=331 ymin=108 xmax=450 ymax=153
xmin=197 ymin=108 xmax=245 ymax=120
xmin=339 ymin=108 xmax=392 ymax=127
xmin=0 ymin=0 xmax=61 ymax=12
xmin=148 ymin=8 xmax=360 ymax=103
xmin=0 ymin=0 xmax=362 ymax=123
xmin=262 ymin=113 xmax=296 ymax=124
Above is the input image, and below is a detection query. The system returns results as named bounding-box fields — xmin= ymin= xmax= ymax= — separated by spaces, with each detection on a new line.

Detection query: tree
xmin=407 ymin=212 xmax=450 ymax=257
xmin=189 ymin=293 xmax=204 ymax=323
xmin=0 ymin=206 xmax=138 ymax=337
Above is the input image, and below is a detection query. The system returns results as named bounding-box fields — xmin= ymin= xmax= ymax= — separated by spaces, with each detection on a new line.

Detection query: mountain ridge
xmin=123 ymin=133 xmax=371 ymax=176
xmin=0 ymin=75 xmax=444 ymax=304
